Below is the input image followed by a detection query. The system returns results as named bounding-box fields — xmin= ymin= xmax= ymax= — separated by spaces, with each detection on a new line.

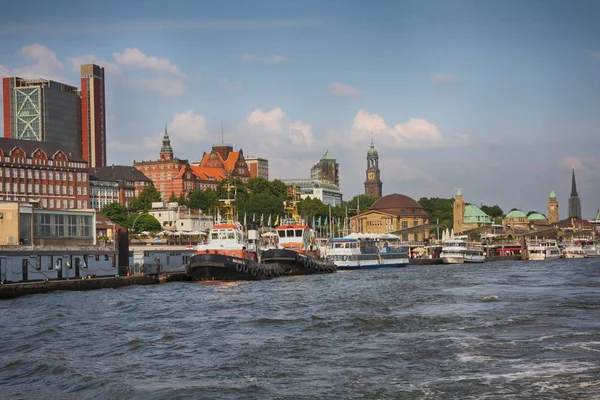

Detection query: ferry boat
xmin=572 ymin=238 xmax=599 ymax=258
xmin=562 ymin=245 xmax=587 ymax=259
xmin=439 ymin=239 xmax=486 ymax=264
xmin=260 ymin=185 xmax=336 ymax=274
xmin=186 ymin=184 xmax=282 ymax=281
xmin=324 ymin=236 xmax=409 ymax=269
xmin=526 ymin=238 xmax=562 ymax=261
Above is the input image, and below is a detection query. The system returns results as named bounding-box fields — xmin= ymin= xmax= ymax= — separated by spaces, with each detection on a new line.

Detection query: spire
xmin=160 ymin=123 xmax=174 ymax=160
xmin=570 ymin=168 xmax=578 ymax=197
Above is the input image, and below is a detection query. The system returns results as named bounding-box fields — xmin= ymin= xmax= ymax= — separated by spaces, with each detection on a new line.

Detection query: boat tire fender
xmin=235 ymin=263 xmax=243 ymax=272
xmin=243 ymin=263 xmax=249 ymax=273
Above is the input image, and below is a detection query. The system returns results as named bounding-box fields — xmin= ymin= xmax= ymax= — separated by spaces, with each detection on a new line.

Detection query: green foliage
xmin=418 ymin=197 xmax=454 ymax=228
xmin=130 ymin=184 xmax=162 ymax=211
xmin=128 ymin=213 xmax=161 ymax=232
xmin=241 ymin=192 xmax=284 ymax=218
xmin=343 ymin=195 xmax=378 ymax=217
xmin=168 ymin=192 xmax=177 ymax=203
xmin=481 ymin=205 xmax=504 ymax=218
xmin=187 ymin=188 xmax=218 ymax=213
xmin=101 ymin=202 xmax=128 ymax=227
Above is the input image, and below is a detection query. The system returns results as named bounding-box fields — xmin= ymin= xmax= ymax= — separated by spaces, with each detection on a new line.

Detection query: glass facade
xmin=33 ymin=212 xmax=93 ymax=238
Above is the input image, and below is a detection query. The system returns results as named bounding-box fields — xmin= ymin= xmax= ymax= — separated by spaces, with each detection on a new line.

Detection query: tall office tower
xmin=80 ymin=64 xmax=106 ymax=167
xmin=3 ymin=77 xmax=81 ymax=153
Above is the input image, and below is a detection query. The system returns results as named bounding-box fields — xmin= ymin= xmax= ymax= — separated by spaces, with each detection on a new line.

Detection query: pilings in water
xmin=520 ymin=236 xmax=528 ymax=260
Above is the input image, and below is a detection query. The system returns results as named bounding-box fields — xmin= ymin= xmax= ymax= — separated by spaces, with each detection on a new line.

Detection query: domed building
xmin=453 ymin=189 xmax=492 ymax=233
xmin=502 ymin=209 xmax=529 ymax=235
xmin=350 ymin=193 xmax=429 ymax=241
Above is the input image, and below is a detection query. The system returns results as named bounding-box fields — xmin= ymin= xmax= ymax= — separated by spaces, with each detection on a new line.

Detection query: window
xmin=69 ymin=186 xmax=73 ymax=195
xmin=77 ymin=200 xmax=81 ymax=208
xmin=77 ymin=186 xmax=81 ymax=195
xmin=63 ymin=200 xmax=67 ymax=208
xmin=83 ymin=200 xmax=87 ymax=208
xmin=55 ymin=185 xmax=59 ymax=194
xmin=49 ymin=185 xmax=54 ymax=194
xmin=62 ymin=172 xmax=66 ymax=181
xmin=42 ymin=199 xmax=47 ymax=208
xmin=27 ymin=183 xmax=32 ymax=193
xmin=47 ymin=255 xmax=53 ymax=270
xmin=76 ymin=173 xmax=81 ymax=182
xmin=42 ymin=185 xmax=46 ymax=194
xmin=49 ymin=199 xmax=54 ymax=208
xmin=19 ymin=169 xmax=24 ymax=179
xmin=82 ymin=174 xmax=87 ymax=182
xmin=69 ymin=200 xmax=74 ymax=208
xmin=68 ymin=173 xmax=73 ymax=181
xmin=12 ymin=169 xmax=17 ymax=178
xmin=19 ymin=183 xmax=24 ymax=193
xmin=62 ymin=186 xmax=67 ymax=195
xmin=83 ymin=187 xmax=87 ymax=195
xmin=27 ymin=170 xmax=32 ymax=179
xmin=41 ymin=170 xmax=46 ymax=180
xmin=49 ymin=171 xmax=53 ymax=180
xmin=34 ymin=184 xmax=39 ymax=194
xmin=34 ymin=170 xmax=39 ymax=179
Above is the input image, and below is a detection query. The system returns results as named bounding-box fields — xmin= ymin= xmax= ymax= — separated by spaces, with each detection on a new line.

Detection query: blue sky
xmin=1 ymin=0 xmax=599 ymax=218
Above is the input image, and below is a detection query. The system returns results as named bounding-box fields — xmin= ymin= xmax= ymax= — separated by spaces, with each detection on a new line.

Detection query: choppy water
xmin=1 ymin=259 xmax=600 ymax=399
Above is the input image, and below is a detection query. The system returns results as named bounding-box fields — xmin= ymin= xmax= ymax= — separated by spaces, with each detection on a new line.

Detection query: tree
xmin=269 ymin=179 xmax=288 ymax=199
xmin=187 ymin=188 xmax=218 ymax=213
xmin=481 ymin=205 xmax=504 ymax=218
xmin=242 ymin=192 xmax=284 ymax=218
xmin=131 ymin=184 xmax=162 ymax=211
xmin=247 ymin=177 xmax=271 ymax=195
xmin=344 ymin=195 xmax=378 ymax=217
xmin=418 ymin=197 xmax=454 ymax=228
xmin=128 ymin=213 xmax=162 ymax=232
xmin=168 ymin=192 xmax=177 ymax=203
xmin=101 ymin=202 xmax=128 ymax=227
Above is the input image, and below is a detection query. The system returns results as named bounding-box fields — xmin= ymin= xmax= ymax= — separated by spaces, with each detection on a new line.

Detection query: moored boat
xmin=185 ymin=183 xmax=282 ymax=281
xmin=527 ymin=238 xmax=561 ymax=260
xmin=562 ymin=245 xmax=587 ymax=259
xmin=324 ymin=236 xmax=409 ymax=269
xmin=260 ymin=185 xmax=336 ymax=275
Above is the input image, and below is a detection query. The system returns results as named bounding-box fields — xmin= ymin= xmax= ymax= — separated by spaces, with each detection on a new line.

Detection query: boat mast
xmin=219 ymin=182 xmax=235 ymax=224
xmin=284 ymin=184 xmax=301 ymax=222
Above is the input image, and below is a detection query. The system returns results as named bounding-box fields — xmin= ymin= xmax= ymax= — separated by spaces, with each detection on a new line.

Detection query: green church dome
xmin=463 ymin=204 xmax=491 ymax=224
xmin=549 ymin=191 xmax=556 ymax=198
xmin=528 ymin=212 xmax=547 ymax=221
xmin=505 ymin=210 xmax=527 ymax=219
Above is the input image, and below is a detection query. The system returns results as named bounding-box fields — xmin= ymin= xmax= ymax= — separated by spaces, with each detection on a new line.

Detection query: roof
xmin=190 ymin=165 xmax=226 ymax=181
xmin=96 ymin=213 xmax=125 ymax=230
xmin=0 ymin=137 xmax=86 ymax=163
xmin=321 ymin=150 xmax=335 ymax=161
xmin=549 ymin=190 xmax=556 ymax=198
xmin=191 ymin=147 xmax=248 ymax=182
xmin=90 ymin=165 xmax=152 ymax=183
xmin=456 ymin=188 xmax=462 ymax=196
xmin=369 ymin=193 xmax=428 ymax=218
xmin=505 ymin=210 xmax=527 ymax=219
xmin=528 ymin=212 xmax=547 ymax=221
xmin=463 ymin=204 xmax=492 ymax=224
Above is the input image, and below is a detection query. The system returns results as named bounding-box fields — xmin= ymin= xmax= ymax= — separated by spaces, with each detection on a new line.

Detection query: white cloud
xmin=240 ymin=53 xmax=288 ymax=63
xmin=329 ymin=82 xmax=362 ymax=98
xmin=113 ymin=48 xmax=187 ymax=78
xmin=431 ymin=73 xmax=459 ymax=85
xmin=242 ymin=108 xmax=314 ymax=151
xmin=218 ymin=77 xmax=243 ymax=90
xmin=352 ymin=109 xmax=471 ymax=149
xmin=12 ymin=44 xmax=65 ymax=81
xmin=68 ymin=54 xmax=121 ymax=76
xmin=168 ymin=110 xmax=208 ymax=143
xmin=138 ymin=77 xmax=186 ymax=96
xmin=0 ymin=64 xmax=9 ymax=77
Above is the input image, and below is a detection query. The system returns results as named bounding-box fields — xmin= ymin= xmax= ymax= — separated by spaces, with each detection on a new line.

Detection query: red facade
xmin=80 ymin=65 xmax=106 ymax=168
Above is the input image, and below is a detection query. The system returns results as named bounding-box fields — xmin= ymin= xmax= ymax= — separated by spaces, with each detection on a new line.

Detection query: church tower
xmin=364 ymin=137 xmax=382 ymax=198
xmin=159 ymin=124 xmax=174 ymax=161
xmin=453 ymin=188 xmax=464 ymax=233
xmin=548 ymin=190 xmax=559 ymax=224
xmin=568 ymin=169 xmax=582 ymax=219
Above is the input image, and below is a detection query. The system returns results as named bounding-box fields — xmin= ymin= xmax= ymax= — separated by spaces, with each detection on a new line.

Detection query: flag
xmin=260 ymin=213 xmax=264 ymax=226
xmin=318 ymin=216 xmax=321 ymax=227
xmin=253 ymin=213 xmax=256 ymax=222
xmin=312 ymin=215 xmax=315 ymax=228
xmin=267 ymin=214 xmax=271 ymax=226
xmin=324 ymin=217 xmax=328 ymax=227
xmin=275 ymin=215 xmax=279 ymax=226
xmin=244 ymin=212 xmax=247 ymax=226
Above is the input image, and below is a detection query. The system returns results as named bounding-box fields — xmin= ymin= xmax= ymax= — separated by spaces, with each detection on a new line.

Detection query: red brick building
xmin=0 ymin=137 xmax=90 ymax=209
xmin=134 ymin=127 xmax=198 ymax=200
xmin=80 ymin=64 xmax=107 ymax=168
xmin=191 ymin=144 xmax=251 ymax=187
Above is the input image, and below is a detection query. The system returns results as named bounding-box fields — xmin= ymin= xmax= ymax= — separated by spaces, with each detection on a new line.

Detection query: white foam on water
xmin=456 ymin=353 xmax=495 ymax=364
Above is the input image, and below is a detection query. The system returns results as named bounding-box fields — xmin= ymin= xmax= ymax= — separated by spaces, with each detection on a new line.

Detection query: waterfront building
xmin=281 ymin=179 xmax=343 ymax=207
xmin=191 ymin=143 xmax=251 ymax=185
xmin=80 ymin=64 xmax=107 ymax=168
xmin=148 ymin=201 xmax=213 ymax=232
xmin=547 ymin=191 xmax=559 ymax=224
xmin=502 ymin=210 xmax=530 ymax=235
xmin=590 ymin=210 xmax=600 ymax=234
xmin=0 ymin=138 xmax=90 ymax=209
xmin=245 ymin=156 xmax=269 ymax=180
xmin=453 ymin=189 xmax=492 ymax=233
xmin=89 ymin=165 xmax=152 ymax=210
xmin=0 ymin=202 xmax=96 ymax=247
xmin=568 ymin=169 xmax=582 ymax=219
xmin=134 ymin=127 xmax=198 ymax=200
xmin=364 ymin=138 xmax=382 ymax=198
xmin=350 ymin=193 xmax=429 ymax=242
xmin=3 ymin=76 xmax=81 ymax=154
xmin=311 ymin=150 xmax=339 ymax=186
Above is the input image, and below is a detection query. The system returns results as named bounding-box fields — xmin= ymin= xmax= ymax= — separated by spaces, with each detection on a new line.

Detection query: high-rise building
xmin=311 ymin=150 xmax=340 ymax=186
xmin=245 ymin=156 xmax=269 ymax=180
xmin=364 ymin=138 xmax=382 ymax=198
xmin=80 ymin=64 xmax=106 ymax=167
xmin=3 ymin=77 xmax=81 ymax=153
xmin=568 ymin=169 xmax=582 ymax=219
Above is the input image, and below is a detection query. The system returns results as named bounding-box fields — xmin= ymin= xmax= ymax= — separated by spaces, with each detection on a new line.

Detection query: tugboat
xmin=261 ymin=185 xmax=337 ymax=275
xmin=185 ymin=183 xmax=283 ymax=281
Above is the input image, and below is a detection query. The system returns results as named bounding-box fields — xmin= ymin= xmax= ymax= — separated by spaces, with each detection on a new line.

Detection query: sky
xmin=1 ymin=0 xmax=599 ymax=219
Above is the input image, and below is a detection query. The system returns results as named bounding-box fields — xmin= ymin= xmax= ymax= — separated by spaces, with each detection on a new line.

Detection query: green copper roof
xmin=505 ymin=210 xmax=527 ymax=219
xmin=321 ymin=150 xmax=335 ymax=161
xmin=463 ymin=204 xmax=492 ymax=224
xmin=549 ymin=190 xmax=556 ymax=198
xmin=456 ymin=188 xmax=462 ymax=196
xmin=596 ymin=210 xmax=600 ymax=220
xmin=528 ymin=212 xmax=547 ymax=221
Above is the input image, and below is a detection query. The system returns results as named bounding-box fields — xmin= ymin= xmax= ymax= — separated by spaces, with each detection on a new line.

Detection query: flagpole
xmin=329 ymin=204 xmax=332 ymax=238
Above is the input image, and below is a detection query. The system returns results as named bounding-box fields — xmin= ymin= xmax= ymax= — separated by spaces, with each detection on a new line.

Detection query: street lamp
xmin=131 ymin=213 xmax=143 ymax=233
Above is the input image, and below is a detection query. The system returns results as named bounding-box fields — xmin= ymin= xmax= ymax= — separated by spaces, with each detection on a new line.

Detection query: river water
xmin=1 ymin=259 xmax=599 ymax=399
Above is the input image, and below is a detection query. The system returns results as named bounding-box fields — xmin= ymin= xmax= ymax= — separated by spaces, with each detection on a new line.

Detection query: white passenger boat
xmin=325 ymin=238 xmax=409 ymax=269
xmin=527 ymin=239 xmax=562 ymax=260
xmin=572 ymin=238 xmax=599 ymax=258
xmin=562 ymin=245 xmax=587 ymax=259
xmin=464 ymin=246 xmax=486 ymax=263
xmin=440 ymin=239 xmax=486 ymax=264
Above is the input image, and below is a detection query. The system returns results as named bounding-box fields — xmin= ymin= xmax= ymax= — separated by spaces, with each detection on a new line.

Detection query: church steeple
xmin=568 ymin=168 xmax=582 ymax=219
xmin=364 ymin=135 xmax=382 ymax=198
xmin=160 ymin=123 xmax=174 ymax=160
xmin=570 ymin=168 xmax=578 ymax=197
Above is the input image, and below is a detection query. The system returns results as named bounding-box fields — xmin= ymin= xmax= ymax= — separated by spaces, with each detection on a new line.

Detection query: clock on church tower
xmin=364 ymin=138 xmax=382 ymax=198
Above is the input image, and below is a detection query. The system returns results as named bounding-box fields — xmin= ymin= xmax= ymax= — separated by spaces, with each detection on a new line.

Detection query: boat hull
xmin=185 ymin=253 xmax=281 ymax=281
xmin=329 ymin=254 xmax=409 ymax=269
xmin=464 ymin=256 xmax=486 ymax=263
xmin=261 ymin=248 xmax=337 ymax=275
xmin=442 ymin=256 xmax=464 ymax=264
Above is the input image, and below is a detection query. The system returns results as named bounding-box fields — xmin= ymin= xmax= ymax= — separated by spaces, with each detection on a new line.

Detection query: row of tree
xmin=103 ymin=176 xmax=548 ymax=233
